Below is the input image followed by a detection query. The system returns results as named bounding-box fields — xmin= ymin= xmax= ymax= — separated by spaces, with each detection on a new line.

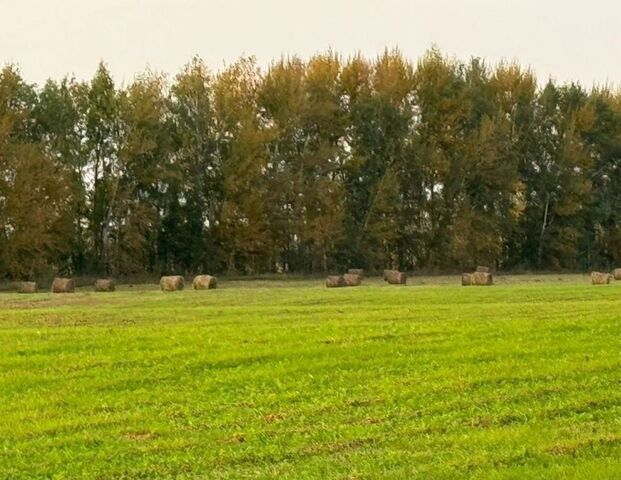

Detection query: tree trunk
xmin=537 ymin=193 xmax=550 ymax=267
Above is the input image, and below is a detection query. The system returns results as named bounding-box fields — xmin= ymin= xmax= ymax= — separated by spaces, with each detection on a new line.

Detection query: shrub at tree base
xmin=326 ymin=275 xmax=345 ymax=288
xmin=17 ymin=281 xmax=37 ymax=294
xmin=613 ymin=268 xmax=621 ymax=280
xmin=343 ymin=273 xmax=362 ymax=286
xmin=591 ymin=272 xmax=611 ymax=285
xmin=347 ymin=269 xmax=364 ymax=278
xmin=51 ymin=278 xmax=75 ymax=293
xmin=192 ymin=275 xmax=217 ymax=290
xmin=94 ymin=279 xmax=115 ymax=292
xmin=385 ymin=270 xmax=407 ymax=285
xmin=160 ymin=276 xmax=184 ymax=291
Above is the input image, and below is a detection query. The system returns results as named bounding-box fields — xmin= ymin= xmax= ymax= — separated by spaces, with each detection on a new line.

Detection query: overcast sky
xmin=1 ymin=0 xmax=620 ymax=88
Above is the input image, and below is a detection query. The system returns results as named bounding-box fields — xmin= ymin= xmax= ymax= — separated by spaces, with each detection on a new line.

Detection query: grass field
xmin=1 ymin=275 xmax=620 ymax=479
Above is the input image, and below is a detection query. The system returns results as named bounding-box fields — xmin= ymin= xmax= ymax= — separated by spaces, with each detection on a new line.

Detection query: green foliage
xmin=0 ymin=66 xmax=74 ymax=279
xmin=2 ymin=49 xmax=621 ymax=277
xmin=168 ymin=57 xmax=219 ymax=273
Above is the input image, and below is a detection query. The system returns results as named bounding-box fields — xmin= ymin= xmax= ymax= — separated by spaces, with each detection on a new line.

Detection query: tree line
xmin=2 ymin=48 xmax=621 ymax=280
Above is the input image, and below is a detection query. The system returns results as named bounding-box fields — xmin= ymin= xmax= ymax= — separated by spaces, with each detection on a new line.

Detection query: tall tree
xmin=342 ymin=50 xmax=415 ymax=270
xmin=581 ymin=89 xmax=621 ymax=267
xmin=32 ymin=78 xmax=86 ymax=272
xmin=446 ymin=59 xmax=520 ymax=269
xmin=261 ymin=54 xmax=346 ymax=272
xmin=518 ymin=83 xmax=593 ymax=269
xmin=0 ymin=66 xmax=73 ymax=279
xmin=113 ymin=73 xmax=173 ymax=275
xmin=169 ymin=57 xmax=219 ymax=273
xmin=76 ymin=63 xmax=120 ymax=274
xmin=215 ymin=58 xmax=271 ymax=273
xmin=410 ymin=49 xmax=469 ymax=269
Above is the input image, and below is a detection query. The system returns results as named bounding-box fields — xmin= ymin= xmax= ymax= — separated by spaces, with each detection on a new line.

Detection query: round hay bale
xmin=476 ymin=266 xmax=490 ymax=273
xmin=160 ymin=275 xmax=184 ymax=291
xmin=591 ymin=272 xmax=611 ymax=285
xmin=94 ymin=279 xmax=115 ymax=292
xmin=347 ymin=268 xmax=364 ymax=278
xmin=18 ymin=281 xmax=37 ymax=294
xmin=51 ymin=277 xmax=75 ymax=293
xmin=472 ymin=272 xmax=493 ymax=286
xmin=326 ymin=275 xmax=345 ymax=288
xmin=613 ymin=268 xmax=621 ymax=280
xmin=343 ymin=273 xmax=362 ymax=287
xmin=461 ymin=273 xmax=473 ymax=286
xmin=383 ymin=269 xmax=398 ymax=281
xmin=193 ymin=274 xmax=217 ymax=290
xmin=385 ymin=270 xmax=407 ymax=285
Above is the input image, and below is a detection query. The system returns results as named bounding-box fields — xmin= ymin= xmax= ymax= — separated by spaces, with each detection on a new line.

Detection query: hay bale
xmin=383 ymin=269 xmax=397 ymax=281
xmin=385 ymin=270 xmax=407 ymax=285
xmin=326 ymin=275 xmax=345 ymax=288
xmin=51 ymin=277 xmax=75 ymax=293
xmin=160 ymin=275 xmax=184 ymax=291
xmin=613 ymin=268 xmax=621 ymax=280
xmin=591 ymin=272 xmax=611 ymax=285
xmin=472 ymin=272 xmax=493 ymax=286
xmin=347 ymin=268 xmax=364 ymax=278
xmin=461 ymin=273 xmax=473 ymax=286
xmin=476 ymin=266 xmax=490 ymax=273
xmin=343 ymin=273 xmax=362 ymax=287
xmin=94 ymin=279 xmax=115 ymax=292
xmin=193 ymin=274 xmax=217 ymax=290
xmin=17 ymin=281 xmax=37 ymax=294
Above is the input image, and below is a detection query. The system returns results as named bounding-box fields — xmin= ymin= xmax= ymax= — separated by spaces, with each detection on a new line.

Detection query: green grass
xmin=1 ymin=276 xmax=620 ymax=479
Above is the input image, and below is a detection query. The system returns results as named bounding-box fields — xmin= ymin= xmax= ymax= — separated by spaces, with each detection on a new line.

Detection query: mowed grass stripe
xmin=0 ymin=278 xmax=620 ymax=478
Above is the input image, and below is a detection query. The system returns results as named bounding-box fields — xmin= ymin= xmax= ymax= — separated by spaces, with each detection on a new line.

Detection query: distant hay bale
xmin=385 ymin=270 xmax=407 ymax=285
xmin=94 ymin=279 xmax=115 ymax=292
xmin=591 ymin=272 xmax=611 ymax=285
xmin=476 ymin=266 xmax=490 ymax=273
xmin=347 ymin=268 xmax=364 ymax=278
xmin=17 ymin=281 xmax=37 ymax=294
xmin=160 ymin=275 xmax=184 ymax=291
xmin=472 ymin=272 xmax=493 ymax=286
xmin=343 ymin=273 xmax=362 ymax=287
xmin=383 ymin=269 xmax=397 ymax=281
xmin=613 ymin=268 xmax=621 ymax=280
xmin=461 ymin=273 xmax=473 ymax=286
xmin=326 ymin=275 xmax=346 ymax=288
xmin=51 ymin=277 xmax=75 ymax=293
xmin=192 ymin=274 xmax=217 ymax=290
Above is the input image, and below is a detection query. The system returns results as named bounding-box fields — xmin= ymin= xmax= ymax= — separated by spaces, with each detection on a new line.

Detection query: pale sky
xmin=1 ymin=0 xmax=620 ymax=88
